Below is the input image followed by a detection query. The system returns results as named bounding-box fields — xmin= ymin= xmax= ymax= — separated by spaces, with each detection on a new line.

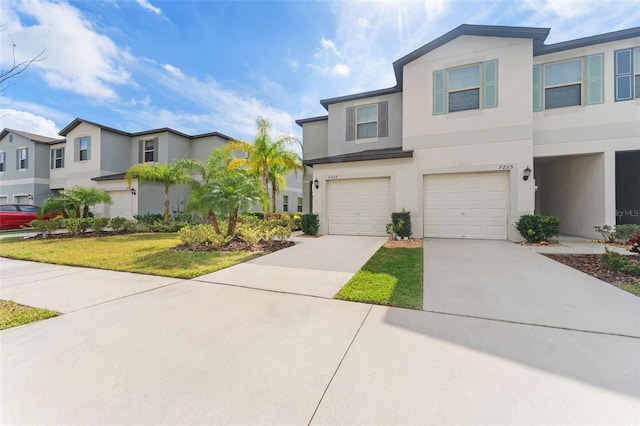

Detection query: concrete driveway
xmin=1 ymin=236 xmax=639 ymax=425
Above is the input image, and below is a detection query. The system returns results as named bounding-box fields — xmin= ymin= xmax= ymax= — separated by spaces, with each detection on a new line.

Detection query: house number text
xmin=498 ymin=164 xmax=513 ymax=170
xmin=327 ymin=175 xmax=338 ymax=180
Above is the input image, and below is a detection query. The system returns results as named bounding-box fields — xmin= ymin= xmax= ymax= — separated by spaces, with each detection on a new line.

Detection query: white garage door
xmin=109 ymin=190 xmax=134 ymax=219
xmin=327 ymin=178 xmax=391 ymax=236
xmin=424 ymin=172 xmax=508 ymax=239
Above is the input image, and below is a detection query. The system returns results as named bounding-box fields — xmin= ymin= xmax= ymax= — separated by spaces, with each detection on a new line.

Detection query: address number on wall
xmin=327 ymin=175 xmax=338 ymax=180
xmin=498 ymin=164 xmax=514 ymax=170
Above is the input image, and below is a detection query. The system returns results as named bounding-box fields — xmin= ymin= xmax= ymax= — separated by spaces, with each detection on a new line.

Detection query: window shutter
xmin=377 ymin=101 xmax=388 ymax=137
xmin=614 ymin=49 xmax=633 ymax=101
xmin=345 ymin=107 xmax=355 ymax=141
xmin=16 ymin=150 xmax=19 ymax=170
xmin=74 ymin=138 xmax=79 ymax=162
xmin=86 ymin=136 xmax=91 ymax=161
xmin=61 ymin=147 xmax=65 ymax=168
xmin=138 ymin=139 xmax=144 ymax=163
xmin=433 ymin=69 xmax=446 ymax=115
xmin=482 ymin=60 xmax=498 ymax=109
xmin=532 ymin=64 xmax=543 ymax=112
xmin=153 ymin=137 xmax=159 ymax=162
xmin=51 ymin=149 xmax=55 ymax=169
xmin=586 ymin=53 xmax=604 ymax=105
xmin=24 ymin=148 xmax=28 ymax=169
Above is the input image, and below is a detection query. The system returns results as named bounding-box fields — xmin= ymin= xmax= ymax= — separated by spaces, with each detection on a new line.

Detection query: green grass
xmin=620 ymin=282 xmax=640 ymax=296
xmin=0 ymin=300 xmax=59 ymax=330
xmin=0 ymin=233 xmax=261 ymax=278
xmin=335 ymin=247 xmax=423 ymax=309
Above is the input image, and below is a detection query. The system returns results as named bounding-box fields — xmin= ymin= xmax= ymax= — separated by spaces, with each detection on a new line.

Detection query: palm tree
xmin=225 ymin=117 xmax=302 ymax=216
xmin=179 ymin=148 xmax=265 ymax=235
xmin=124 ymin=161 xmax=194 ymax=224
xmin=40 ymin=185 xmax=111 ymax=218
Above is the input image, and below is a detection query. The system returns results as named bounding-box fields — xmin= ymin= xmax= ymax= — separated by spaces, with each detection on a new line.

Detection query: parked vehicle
xmin=0 ymin=204 xmax=56 ymax=230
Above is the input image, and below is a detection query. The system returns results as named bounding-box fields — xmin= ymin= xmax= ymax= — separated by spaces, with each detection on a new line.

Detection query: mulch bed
xmin=384 ymin=238 xmax=423 ymax=249
xmin=174 ymin=238 xmax=294 ymax=253
xmin=544 ymin=253 xmax=640 ymax=289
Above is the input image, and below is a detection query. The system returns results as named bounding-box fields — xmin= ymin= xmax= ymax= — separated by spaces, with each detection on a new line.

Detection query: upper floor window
xmin=74 ymin=136 xmax=91 ymax=162
xmin=345 ymin=101 xmax=388 ymax=141
xmin=433 ymin=60 xmax=498 ymax=115
xmin=297 ymin=197 xmax=303 ymax=213
xmin=138 ymin=138 xmax=158 ymax=163
xmin=51 ymin=147 xmax=65 ymax=169
xmin=283 ymin=195 xmax=289 ymax=212
xmin=17 ymin=147 xmax=28 ymax=170
xmin=533 ymin=53 xmax=603 ymax=111
xmin=0 ymin=151 xmax=5 ymax=172
xmin=614 ymin=48 xmax=640 ymax=101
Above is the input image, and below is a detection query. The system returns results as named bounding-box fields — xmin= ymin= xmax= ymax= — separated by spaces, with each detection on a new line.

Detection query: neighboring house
xmin=0 ymin=118 xmax=303 ymax=218
xmin=297 ymin=24 xmax=640 ymax=240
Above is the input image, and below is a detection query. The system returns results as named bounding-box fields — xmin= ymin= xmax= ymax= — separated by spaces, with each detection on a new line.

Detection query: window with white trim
xmin=17 ymin=148 xmax=28 ymax=170
xmin=51 ymin=147 xmax=64 ymax=169
xmin=614 ymin=48 xmax=640 ymax=101
xmin=433 ymin=60 xmax=498 ymax=115
xmin=79 ymin=137 xmax=89 ymax=161
xmin=345 ymin=101 xmax=388 ymax=141
xmin=0 ymin=151 xmax=5 ymax=172
xmin=297 ymin=197 xmax=303 ymax=213
xmin=144 ymin=139 xmax=155 ymax=162
xmin=356 ymin=104 xmax=378 ymax=139
xmin=283 ymin=195 xmax=289 ymax=212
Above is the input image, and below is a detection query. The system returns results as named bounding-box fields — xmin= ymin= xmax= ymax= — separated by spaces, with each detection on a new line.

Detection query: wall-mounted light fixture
xmin=27 ymin=194 xmax=33 ymax=200
xmin=131 ymin=188 xmax=137 ymax=195
xmin=313 ymin=178 xmax=319 ymax=189
xmin=523 ymin=166 xmax=532 ymax=181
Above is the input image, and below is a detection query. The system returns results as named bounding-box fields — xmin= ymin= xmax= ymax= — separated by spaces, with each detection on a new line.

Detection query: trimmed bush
xmin=616 ymin=225 xmax=640 ymax=243
xmin=241 ymin=211 xmax=264 ymax=220
xmin=594 ymin=225 xmax=616 ymax=243
xmin=63 ymin=218 xmax=91 ymax=236
xmin=88 ymin=217 xmax=109 ymax=232
xmin=301 ymin=213 xmax=319 ymax=235
xmin=391 ymin=210 xmax=412 ymax=238
xmin=109 ymin=217 xmax=128 ymax=232
xmin=515 ymin=214 xmax=560 ymax=243
xmin=29 ymin=218 xmax=62 ymax=236
xmin=178 ymin=224 xmax=231 ymax=250
xmin=600 ymin=248 xmax=640 ymax=277
xmin=134 ymin=213 xmax=164 ymax=225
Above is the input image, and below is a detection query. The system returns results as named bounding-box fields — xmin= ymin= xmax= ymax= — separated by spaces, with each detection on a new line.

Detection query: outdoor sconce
xmin=523 ymin=166 xmax=532 ymax=181
xmin=27 ymin=194 xmax=33 ymax=200
xmin=131 ymin=188 xmax=137 ymax=195
xmin=314 ymin=179 xmax=319 ymax=189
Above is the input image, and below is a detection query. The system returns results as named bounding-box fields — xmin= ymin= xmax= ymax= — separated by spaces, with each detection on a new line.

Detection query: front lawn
xmin=0 ymin=233 xmax=262 ymax=278
xmin=0 ymin=300 xmax=59 ymax=330
xmin=335 ymin=246 xmax=423 ymax=309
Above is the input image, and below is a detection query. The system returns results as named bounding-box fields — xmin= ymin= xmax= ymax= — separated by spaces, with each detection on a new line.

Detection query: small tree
xmin=40 ymin=186 xmax=111 ymax=218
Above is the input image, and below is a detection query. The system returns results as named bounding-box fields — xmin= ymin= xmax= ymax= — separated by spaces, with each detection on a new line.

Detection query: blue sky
xmin=1 ymin=0 xmax=639 ymax=142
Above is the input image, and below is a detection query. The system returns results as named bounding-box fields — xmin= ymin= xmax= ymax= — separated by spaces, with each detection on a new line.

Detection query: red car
xmin=0 ymin=204 xmax=55 ymax=230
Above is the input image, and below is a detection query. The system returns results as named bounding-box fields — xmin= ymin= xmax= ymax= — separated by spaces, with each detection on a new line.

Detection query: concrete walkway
xmin=1 ymin=236 xmax=639 ymax=425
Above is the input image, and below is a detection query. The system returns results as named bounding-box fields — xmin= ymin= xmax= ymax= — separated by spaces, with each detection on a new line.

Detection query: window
xmin=533 ymin=54 xmax=603 ymax=111
xmin=17 ymin=148 xmax=28 ymax=170
xmin=51 ymin=147 xmax=65 ymax=169
xmin=138 ymin=138 xmax=158 ymax=163
xmin=433 ymin=60 xmax=498 ymax=115
xmin=297 ymin=197 xmax=303 ymax=213
xmin=614 ymin=48 xmax=640 ymax=101
xmin=283 ymin=195 xmax=289 ymax=212
xmin=345 ymin=101 xmax=388 ymax=141
xmin=0 ymin=151 xmax=5 ymax=172
xmin=75 ymin=136 xmax=91 ymax=162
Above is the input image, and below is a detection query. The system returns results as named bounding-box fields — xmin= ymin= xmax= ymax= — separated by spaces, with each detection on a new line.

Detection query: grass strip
xmin=335 ymin=247 xmax=423 ymax=309
xmin=0 ymin=233 xmax=261 ymax=279
xmin=0 ymin=300 xmax=59 ymax=330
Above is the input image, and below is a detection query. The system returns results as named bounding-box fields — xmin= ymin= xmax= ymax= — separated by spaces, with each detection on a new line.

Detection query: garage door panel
xmin=424 ymin=172 xmax=507 ymax=240
xmin=327 ymin=178 xmax=390 ymax=236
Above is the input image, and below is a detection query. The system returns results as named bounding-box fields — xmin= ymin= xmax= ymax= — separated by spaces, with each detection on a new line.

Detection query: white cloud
xmin=0 ymin=0 xmax=133 ymax=100
xmin=163 ymin=64 xmax=184 ymax=79
xmin=524 ymin=0 xmax=607 ymax=18
xmin=135 ymin=0 xmax=161 ymax=15
xmin=0 ymin=109 xmax=60 ymax=137
xmin=308 ymin=37 xmax=351 ymax=77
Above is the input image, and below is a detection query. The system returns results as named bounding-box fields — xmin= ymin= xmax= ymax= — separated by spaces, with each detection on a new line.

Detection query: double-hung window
xmin=138 ymin=138 xmax=158 ymax=163
xmin=614 ymin=48 xmax=640 ymax=101
xmin=51 ymin=147 xmax=65 ymax=169
xmin=17 ymin=148 xmax=28 ymax=170
xmin=533 ymin=54 xmax=603 ymax=111
xmin=345 ymin=101 xmax=388 ymax=141
xmin=297 ymin=197 xmax=303 ymax=213
xmin=433 ymin=60 xmax=498 ymax=115
xmin=74 ymin=136 xmax=91 ymax=161
xmin=283 ymin=195 xmax=289 ymax=212
xmin=0 ymin=151 xmax=5 ymax=172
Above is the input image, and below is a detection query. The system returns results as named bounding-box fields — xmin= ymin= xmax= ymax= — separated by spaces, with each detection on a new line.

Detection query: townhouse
xmin=297 ymin=24 xmax=640 ymax=240
xmin=0 ymin=119 xmax=303 ymax=217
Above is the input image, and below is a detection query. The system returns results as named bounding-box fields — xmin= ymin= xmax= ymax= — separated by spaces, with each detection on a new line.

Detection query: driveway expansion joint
xmin=189 ymin=278 xmax=335 ymax=300
xmin=423 ymin=309 xmax=640 ymax=339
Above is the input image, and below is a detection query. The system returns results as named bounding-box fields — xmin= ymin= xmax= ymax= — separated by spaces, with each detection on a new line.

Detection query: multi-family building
xmin=0 ymin=118 xmax=303 ymax=218
xmin=297 ymin=24 xmax=640 ymax=240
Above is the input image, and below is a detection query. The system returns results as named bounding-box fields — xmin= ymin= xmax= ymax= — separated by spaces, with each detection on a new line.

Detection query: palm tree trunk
xmin=208 ymin=211 xmax=221 ymax=234
xmin=163 ymin=184 xmax=170 ymax=225
xmin=227 ymin=206 xmax=239 ymax=236
xmin=262 ymin=162 xmax=269 ymax=220
xmin=83 ymin=205 xmax=89 ymax=218
xmin=271 ymin=181 xmax=277 ymax=213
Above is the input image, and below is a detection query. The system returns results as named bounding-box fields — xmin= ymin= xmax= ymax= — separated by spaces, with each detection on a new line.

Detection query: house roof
xmin=91 ymin=172 xmax=127 ymax=181
xmin=298 ymin=24 xmax=640 ymax=117
xmin=303 ymin=147 xmax=413 ymax=167
xmin=0 ymin=128 xmax=65 ymax=145
xmin=59 ymin=118 xmax=233 ymax=141
xmin=295 ymin=115 xmax=328 ymax=127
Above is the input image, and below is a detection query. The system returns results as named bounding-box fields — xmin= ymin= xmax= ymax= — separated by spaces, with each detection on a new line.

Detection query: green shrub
xmin=88 ymin=217 xmax=109 ymax=231
xmin=594 ymin=225 xmax=616 ymax=243
xmin=178 ymin=224 xmax=231 ymax=250
xmin=148 ymin=220 xmax=185 ymax=233
xmin=291 ymin=214 xmax=302 ymax=231
xmin=391 ymin=210 xmax=412 ymax=238
xmin=515 ymin=214 xmax=560 ymax=243
xmin=109 ymin=217 xmax=128 ymax=232
xmin=29 ymin=218 xmax=61 ymax=235
xmin=237 ymin=225 xmax=264 ymax=246
xmin=122 ymin=219 xmax=138 ymax=234
xmin=241 ymin=211 xmax=264 ymax=220
xmin=301 ymin=213 xmax=319 ymax=235
xmin=615 ymin=225 xmax=640 ymax=243
xmin=134 ymin=213 xmax=164 ymax=225
xmin=63 ymin=218 xmax=91 ymax=236
xmin=600 ymin=249 xmax=640 ymax=277
xmin=272 ymin=226 xmax=292 ymax=242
